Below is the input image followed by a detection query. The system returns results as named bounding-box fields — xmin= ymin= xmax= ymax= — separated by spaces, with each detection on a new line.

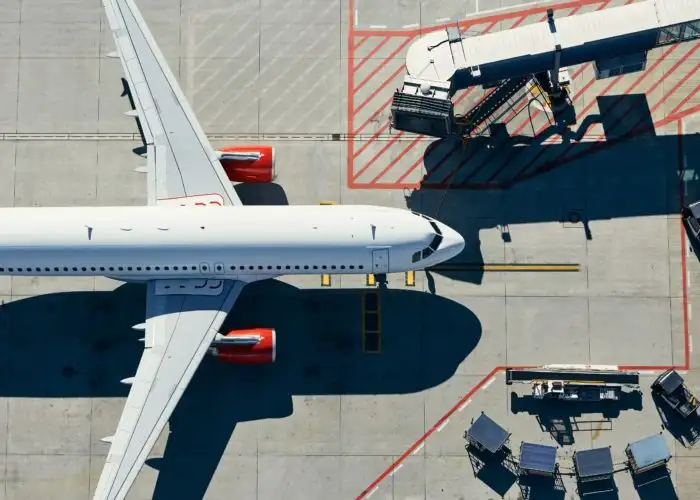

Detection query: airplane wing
xmin=95 ymin=1 xmax=249 ymax=499
xmin=93 ymin=280 xmax=245 ymax=500
xmin=103 ymin=0 xmax=241 ymax=206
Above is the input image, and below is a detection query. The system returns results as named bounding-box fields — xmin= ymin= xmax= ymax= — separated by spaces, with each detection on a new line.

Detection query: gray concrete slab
xmin=258 ymin=455 xmax=342 ymax=500
xmin=8 ymin=455 xmax=90 ymax=500
xmin=506 ymin=296 xmax=590 ymax=366
xmin=17 ymin=59 xmax=99 ymax=134
xmin=589 ymin=297 xmax=673 ymax=366
xmin=259 ymin=57 xmax=343 ymax=134
xmin=258 ymin=396 xmax=341 ymax=455
xmin=8 ymin=399 xmax=91 ymax=455
xmin=341 ymin=394 xmax=426 ymax=455
xmin=14 ymin=142 xmax=97 ymax=207
xmin=0 ymin=57 xmax=19 ymax=133
xmin=20 ymin=21 xmax=100 ymax=58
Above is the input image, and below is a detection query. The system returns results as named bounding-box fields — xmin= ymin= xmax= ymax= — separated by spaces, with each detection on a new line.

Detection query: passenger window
xmin=304 ymin=265 xmax=309 ymax=270
xmin=90 ymin=267 xmax=96 ymax=271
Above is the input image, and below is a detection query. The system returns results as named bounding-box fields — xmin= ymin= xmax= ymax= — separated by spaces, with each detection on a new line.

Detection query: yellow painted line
xmin=405 ymin=270 xmax=415 ymax=287
xmin=366 ymin=273 xmax=376 ymax=286
xmin=319 ymin=200 xmax=336 ymax=205
xmin=321 ymin=274 xmax=331 ymax=287
xmin=430 ymin=263 xmax=580 ymax=272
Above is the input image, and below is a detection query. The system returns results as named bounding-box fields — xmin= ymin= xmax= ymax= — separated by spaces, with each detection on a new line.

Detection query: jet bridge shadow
xmin=406 ymin=95 xmax=700 ymax=284
xmin=0 ymin=279 xmax=480 ymax=499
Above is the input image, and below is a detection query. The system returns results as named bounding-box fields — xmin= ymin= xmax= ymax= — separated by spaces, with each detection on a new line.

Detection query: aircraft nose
xmin=439 ymin=222 xmax=465 ymax=259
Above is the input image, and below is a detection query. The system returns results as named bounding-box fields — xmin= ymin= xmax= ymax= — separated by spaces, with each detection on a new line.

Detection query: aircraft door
xmin=372 ymin=249 xmax=389 ymax=274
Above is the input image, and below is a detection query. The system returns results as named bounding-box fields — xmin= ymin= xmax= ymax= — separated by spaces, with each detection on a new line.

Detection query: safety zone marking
xmin=346 ymin=0 xmax=700 ymax=190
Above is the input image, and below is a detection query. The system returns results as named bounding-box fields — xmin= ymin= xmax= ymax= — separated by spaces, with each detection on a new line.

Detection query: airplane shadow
xmin=0 ymin=279 xmax=481 ymax=499
xmin=406 ymin=94 xmax=700 ymax=284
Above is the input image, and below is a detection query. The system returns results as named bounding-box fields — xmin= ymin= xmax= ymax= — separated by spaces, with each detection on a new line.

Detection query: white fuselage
xmin=0 ymin=205 xmax=465 ymax=281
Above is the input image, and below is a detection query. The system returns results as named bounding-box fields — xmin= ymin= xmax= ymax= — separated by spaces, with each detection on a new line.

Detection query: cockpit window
xmin=411 ymin=211 xmax=446 ymax=262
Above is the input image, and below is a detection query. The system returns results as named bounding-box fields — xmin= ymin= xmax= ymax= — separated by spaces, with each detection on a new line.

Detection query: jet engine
xmin=208 ymin=328 xmax=276 ymax=364
xmin=216 ymin=145 xmax=275 ymax=183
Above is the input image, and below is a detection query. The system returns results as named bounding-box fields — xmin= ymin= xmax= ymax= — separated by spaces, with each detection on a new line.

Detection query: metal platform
xmin=506 ymin=367 xmax=640 ymax=386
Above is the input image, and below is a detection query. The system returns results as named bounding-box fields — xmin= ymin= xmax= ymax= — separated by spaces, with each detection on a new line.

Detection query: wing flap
xmin=93 ymin=280 xmax=245 ymax=500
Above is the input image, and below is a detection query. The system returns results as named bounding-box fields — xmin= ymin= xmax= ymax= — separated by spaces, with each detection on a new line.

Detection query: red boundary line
xmin=355 ymin=116 xmax=693 ymax=499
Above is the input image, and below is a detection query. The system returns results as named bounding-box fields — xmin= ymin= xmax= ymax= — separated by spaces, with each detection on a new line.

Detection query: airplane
xmin=0 ymin=1 xmax=465 ymax=499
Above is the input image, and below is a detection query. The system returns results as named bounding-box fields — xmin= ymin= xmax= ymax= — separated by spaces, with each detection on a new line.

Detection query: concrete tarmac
xmin=1 ymin=0 xmax=699 ymax=499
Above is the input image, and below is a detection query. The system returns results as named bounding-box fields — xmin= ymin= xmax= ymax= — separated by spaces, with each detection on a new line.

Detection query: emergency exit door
xmin=372 ymin=249 xmax=389 ymax=274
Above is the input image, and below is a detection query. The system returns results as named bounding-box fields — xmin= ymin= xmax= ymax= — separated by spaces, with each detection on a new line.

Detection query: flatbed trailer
xmin=506 ymin=367 xmax=640 ymax=387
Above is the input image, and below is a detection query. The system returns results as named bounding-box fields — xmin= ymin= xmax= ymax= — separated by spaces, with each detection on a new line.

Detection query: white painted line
xmin=637 ymin=370 xmax=660 ymax=376
xmin=458 ymin=398 xmax=473 ymax=412
xmin=412 ymin=443 xmax=424 ymax=455
xmin=436 ymin=419 xmax=450 ymax=432
xmin=688 ymin=270 xmax=692 ymax=287
xmin=366 ymin=486 xmax=379 ymax=498
xmin=369 ymin=25 xmax=387 ymax=29
xmin=355 ymin=9 xmax=359 ymax=27
xmin=466 ymin=0 xmax=546 ymax=18
xmin=481 ymin=377 xmax=495 ymax=391
xmin=403 ymin=23 xmax=419 ymax=28
xmin=690 ymin=334 xmax=693 ymax=353
xmin=390 ymin=464 xmax=404 ymax=476
xmin=689 ymin=303 xmax=693 ymax=321
xmin=436 ymin=17 xmax=450 ymax=23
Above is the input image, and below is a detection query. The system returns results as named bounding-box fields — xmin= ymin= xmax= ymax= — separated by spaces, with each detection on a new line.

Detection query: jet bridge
xmin=391 ymin=0 xmax=700 ymax=138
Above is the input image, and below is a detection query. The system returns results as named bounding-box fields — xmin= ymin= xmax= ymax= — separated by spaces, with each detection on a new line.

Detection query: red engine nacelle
xmin=216 ymin=145 xmax=275 ymax=183
xmin=210 ymin=328 xmax=276 ymax=364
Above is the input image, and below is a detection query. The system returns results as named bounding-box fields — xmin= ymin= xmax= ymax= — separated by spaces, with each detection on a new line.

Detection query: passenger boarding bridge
xmin=391 ymin=0 xmax=700 ymax=138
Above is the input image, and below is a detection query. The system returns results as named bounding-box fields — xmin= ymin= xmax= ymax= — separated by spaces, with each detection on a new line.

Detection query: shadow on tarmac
xmin=406 ymin=94 xmax=700 ymax=284
xmin=510 ymin=390 xmax=644 ymax=446
xmin=0 ymin=279 xmax=481 ymax=499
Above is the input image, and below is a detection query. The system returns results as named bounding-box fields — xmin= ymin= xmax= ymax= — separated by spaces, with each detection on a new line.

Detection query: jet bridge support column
xmin=548 ymin=9 xmax=562 ymax=98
